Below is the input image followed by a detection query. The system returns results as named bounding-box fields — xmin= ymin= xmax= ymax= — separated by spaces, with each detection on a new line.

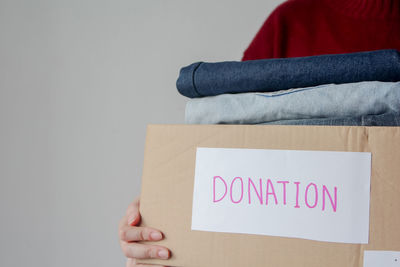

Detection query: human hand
xmin=119 ymin=196 xmax=170 ymax=267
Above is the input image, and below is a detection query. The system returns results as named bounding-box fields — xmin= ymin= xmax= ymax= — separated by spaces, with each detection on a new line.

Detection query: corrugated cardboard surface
xmin=138 ymin=125 xmax=400 ymax=267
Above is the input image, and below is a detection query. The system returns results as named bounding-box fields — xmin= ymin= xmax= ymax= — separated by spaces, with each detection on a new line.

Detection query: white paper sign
xmin=364 ymin=251 xmax=400 ymax=267
xmin=191 ymin=147 xmax=371 ymax=244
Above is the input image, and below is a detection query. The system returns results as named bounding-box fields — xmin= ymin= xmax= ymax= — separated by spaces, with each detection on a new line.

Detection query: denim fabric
xmin=176 ymin=49 xmax=400 ymax=98
xmin=260 ymin=113 xmax=400 ymax=126
xmin=185 ymin=81 xmax=400 ymax=124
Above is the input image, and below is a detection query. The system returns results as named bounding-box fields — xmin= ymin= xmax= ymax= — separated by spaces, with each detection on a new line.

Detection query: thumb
xmin=127 ymin=197 xmax=141 ymax=226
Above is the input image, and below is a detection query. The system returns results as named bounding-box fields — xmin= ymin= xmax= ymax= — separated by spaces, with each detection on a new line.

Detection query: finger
xmin=121 ymin=242 xmax=170 ymax=260
xmin=128 ymin=258 xmax=168 ymax=267
xmin=126 ymin=196 xmax=140 ymax=215
xmin=134 ymin=263 xmax=169 ymax=267
xmin=126 ymin=196 xmax=141 ymax=226
xmin=120 ymin=225 xmax=163 ymax=242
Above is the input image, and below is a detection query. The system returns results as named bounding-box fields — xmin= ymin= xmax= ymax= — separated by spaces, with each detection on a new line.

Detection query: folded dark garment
xmin=259 ymin=113 xmax=400 ymax=126
xmin=176 ymin=49 xmax=400 ymax=98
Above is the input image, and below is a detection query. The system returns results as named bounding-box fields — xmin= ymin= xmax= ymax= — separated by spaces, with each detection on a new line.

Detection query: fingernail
xmin=150 ymin=231 xmax=162 ymax=240
xmin=158 ymin=250 xmax=169 ymax=259
xmin=128 ymin=214 xmax=136 ymax=225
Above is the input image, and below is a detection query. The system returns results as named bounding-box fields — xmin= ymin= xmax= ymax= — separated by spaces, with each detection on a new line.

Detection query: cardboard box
xmin=138 ymin=124 xmax=400 ymax=267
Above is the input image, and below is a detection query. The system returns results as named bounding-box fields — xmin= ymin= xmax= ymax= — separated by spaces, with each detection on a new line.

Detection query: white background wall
xmin=0 ymin=0 xmax=284 ymax=266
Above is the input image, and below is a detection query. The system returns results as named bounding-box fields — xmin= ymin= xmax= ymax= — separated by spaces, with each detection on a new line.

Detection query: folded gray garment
xmin=185 ymin=81 xmax=400 ymax=124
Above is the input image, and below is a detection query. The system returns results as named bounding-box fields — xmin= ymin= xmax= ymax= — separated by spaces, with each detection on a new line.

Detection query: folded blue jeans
xmin=177 ymin=49 xmax=400 ymax=98
xmin=185 ymin=81 xmax=400 ymax=124
xmin=260 ymin=113 xmax=400 ymax=126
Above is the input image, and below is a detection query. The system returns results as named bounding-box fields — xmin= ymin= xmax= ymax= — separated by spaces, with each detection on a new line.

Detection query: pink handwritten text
xmin=212 ymin=176 xmax=338 ymax=212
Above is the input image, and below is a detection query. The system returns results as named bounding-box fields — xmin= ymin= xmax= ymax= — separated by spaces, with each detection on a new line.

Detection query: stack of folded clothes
xmin=176 ymin=49 xmax=400 ymax=126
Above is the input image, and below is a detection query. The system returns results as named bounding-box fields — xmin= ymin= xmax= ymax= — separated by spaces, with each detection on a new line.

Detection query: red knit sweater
xmin=242 ymin=0 xmax=400 ymax=60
